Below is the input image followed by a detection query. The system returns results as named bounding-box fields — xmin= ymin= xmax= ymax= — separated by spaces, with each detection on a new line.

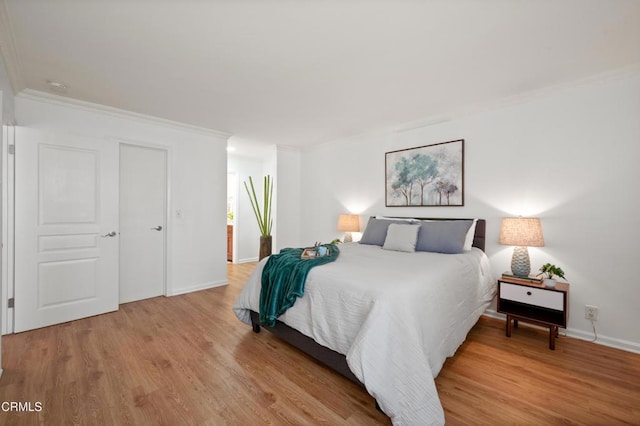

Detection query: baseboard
xmin=483 ymin=309 xmax=561 ymax=333
xmin=236 ymin=257 xmax=259 ymax=264
xmin=481 ymin=309 xmax=640 ymax=354
xmin=481 ymin=309 xmax=503 ymax=321
xmin=167 ymin=280 xmax=228 ymax=296
xmin=565 ymin=328 xmax=640 ymax=355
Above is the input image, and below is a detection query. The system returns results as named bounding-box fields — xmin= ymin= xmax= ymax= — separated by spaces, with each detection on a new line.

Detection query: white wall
xmin=229 ymin=146 xmax=302 ymax=260
xmin=14 ymin=92 xmax=229 ymax=298
xmin=262 ymin=146 xmax=278 ymax=251
xmin=0 ymin=56 xmax=15 ymax=123
xmin=228 ymin=155 xmax=264 ymax=262
xmin=273 ymin=146 xmax=302 ymax=250
xmin=299 ymin=71 xmax=640 ymax=352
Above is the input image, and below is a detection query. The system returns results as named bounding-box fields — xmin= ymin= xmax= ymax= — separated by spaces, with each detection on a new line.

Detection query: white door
xmin=119 ymin=144 xmax=166 ymax=304
xmin=14 ymin=128 xmax=119 ymax=332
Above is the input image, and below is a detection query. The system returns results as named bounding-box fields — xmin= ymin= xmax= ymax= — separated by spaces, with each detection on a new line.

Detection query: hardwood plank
xmin=0 ymin=262 xmax=638 ymax=425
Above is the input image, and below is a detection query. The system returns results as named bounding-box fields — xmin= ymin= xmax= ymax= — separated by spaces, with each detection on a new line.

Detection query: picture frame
xmin=385 ymin=139 xmax=464 ymax=207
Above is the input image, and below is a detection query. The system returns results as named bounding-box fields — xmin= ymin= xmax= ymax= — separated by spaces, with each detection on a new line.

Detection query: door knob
xmin=151 ymin=226 xmax=163 ymax=231
xmin=101 ymin=231 xmax=117 ymax=237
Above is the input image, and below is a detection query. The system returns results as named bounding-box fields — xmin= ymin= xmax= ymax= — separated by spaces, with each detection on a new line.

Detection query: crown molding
xmin=0 ymin=0 xmax=25 ymax=94
xmin=394 ymin=63 xmax=640 ymax=134
xmin=18 ymin=89 xmax=232 ymax=140
xmin=302 ymin=126 xmax=395 ymax=153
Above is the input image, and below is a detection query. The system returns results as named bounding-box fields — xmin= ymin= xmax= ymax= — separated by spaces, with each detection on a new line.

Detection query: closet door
xmin=119 ymin=143 xmax=167 ymax=304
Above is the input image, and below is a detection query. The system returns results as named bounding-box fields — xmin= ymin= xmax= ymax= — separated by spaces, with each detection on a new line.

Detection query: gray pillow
xmin=359 ymin=218 xmax=416 ymax=246
xmin=415 ymin=220 xmax=473 ymax=254
xmin=382 ymin=223 xmax=421 ymax=252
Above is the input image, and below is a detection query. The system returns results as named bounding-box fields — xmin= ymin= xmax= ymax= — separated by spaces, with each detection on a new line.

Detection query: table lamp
xmin=499 ymin=217 xmax=544 ymax=277
xmin=337 ymin=214 xmax=360 ymax=243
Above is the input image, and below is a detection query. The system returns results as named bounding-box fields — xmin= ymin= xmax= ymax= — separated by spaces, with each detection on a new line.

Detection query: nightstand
xmin=497 ymin=277 xmax=569 ymax=350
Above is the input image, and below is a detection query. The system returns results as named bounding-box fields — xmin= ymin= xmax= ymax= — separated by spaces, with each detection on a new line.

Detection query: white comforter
xmin=233 ymin=243 xmax=495 ymax=425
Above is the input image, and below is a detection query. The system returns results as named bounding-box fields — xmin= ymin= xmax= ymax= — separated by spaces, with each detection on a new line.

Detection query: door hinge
xmin=8 ymin=298 xmax=15 ymax=308
xmin=8 ymin=144 xmax=15 ymax=155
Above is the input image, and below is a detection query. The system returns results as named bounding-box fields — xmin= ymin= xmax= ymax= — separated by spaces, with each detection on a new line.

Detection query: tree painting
xmin=391 ymin=156 xmax=415 ymax=205
xmin=385 ymin=140 xmax=464 ymax=206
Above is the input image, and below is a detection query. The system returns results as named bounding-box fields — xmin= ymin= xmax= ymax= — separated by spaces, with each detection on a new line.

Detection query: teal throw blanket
xmin=260 ymin=244 xmax=339 ymax=326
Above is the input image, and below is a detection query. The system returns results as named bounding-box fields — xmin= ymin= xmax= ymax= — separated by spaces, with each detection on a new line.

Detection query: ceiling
xmin=2 ymin=0 xmax=639 ymax=156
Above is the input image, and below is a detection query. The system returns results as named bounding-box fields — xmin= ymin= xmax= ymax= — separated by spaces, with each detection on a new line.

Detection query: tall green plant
xmin=244 ymin=175 xmax=273 ymax=237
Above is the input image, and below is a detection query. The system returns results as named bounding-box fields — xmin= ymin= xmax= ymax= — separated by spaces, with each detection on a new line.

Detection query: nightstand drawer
xmin=500 ymin=282 xmax=563 ymax=310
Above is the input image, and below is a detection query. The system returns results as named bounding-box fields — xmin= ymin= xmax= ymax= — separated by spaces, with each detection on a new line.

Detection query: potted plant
xmin=539 ymin=263 xmax=566 ymax=288
xmin=244 ymin=175 xmax=273 ymax=260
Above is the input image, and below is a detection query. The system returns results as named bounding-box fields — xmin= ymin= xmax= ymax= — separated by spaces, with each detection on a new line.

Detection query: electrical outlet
xmin=585 ymin=305 xmax=599 ymax=321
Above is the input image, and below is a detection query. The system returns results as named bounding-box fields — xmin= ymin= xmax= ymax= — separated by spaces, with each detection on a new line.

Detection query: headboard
xmin=376 ymin=217 xmax=486 ymax=252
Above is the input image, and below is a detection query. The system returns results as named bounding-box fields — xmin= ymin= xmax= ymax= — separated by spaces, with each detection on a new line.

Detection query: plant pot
xmin=544 ymin=278 xmax=557 ymax=288
xmin=259 ymin=236 xmax=272 ymax=261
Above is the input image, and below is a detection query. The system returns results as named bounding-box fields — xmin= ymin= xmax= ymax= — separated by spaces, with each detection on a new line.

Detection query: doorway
xmin=227 ymin=172 xmax=237 ymax=262
xmin=119 ymin=143 xmax=168 ymax=304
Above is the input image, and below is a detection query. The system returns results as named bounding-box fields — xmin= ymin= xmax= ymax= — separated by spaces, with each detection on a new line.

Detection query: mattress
xmin=233 ymin=242 xmax=495 ymax=425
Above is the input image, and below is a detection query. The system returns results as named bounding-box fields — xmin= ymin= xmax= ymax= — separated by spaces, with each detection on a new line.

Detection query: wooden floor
xmin=0 ymin=262 xmax=638 ymax=425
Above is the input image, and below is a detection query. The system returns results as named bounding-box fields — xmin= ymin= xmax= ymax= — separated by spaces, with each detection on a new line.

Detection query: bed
xmin=233 ymin=218 xmax=495 ymax=425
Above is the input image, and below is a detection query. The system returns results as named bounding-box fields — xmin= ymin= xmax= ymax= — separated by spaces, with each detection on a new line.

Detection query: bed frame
xmin=249 ymin=218 xmax=486 ymax=386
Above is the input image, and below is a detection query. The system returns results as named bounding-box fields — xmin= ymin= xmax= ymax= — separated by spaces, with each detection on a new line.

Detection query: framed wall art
xmin=385 ymin=139 xmax=464 ymax=207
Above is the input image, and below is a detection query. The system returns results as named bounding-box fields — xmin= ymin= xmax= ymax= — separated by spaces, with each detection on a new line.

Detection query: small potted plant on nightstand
xmin=539 ymin=263 xmax=566 ymax=288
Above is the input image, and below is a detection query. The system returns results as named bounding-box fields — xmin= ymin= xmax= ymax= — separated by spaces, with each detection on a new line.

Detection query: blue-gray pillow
xmin=359 ymin=218 xmax=416 ymax=246
xmin=415 ymin=220 xmax=473 ymax=254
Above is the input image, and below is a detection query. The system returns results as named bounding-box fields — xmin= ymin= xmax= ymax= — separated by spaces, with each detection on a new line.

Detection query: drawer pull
xmin=527 ymin=291 xmax=532 ymax=296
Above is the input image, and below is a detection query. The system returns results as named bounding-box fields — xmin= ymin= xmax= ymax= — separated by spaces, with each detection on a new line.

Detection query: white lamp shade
xmin=499 ymin=217 xmax=544 ymax=247
xmin=337 ymin=214 xmax=360 ymax=232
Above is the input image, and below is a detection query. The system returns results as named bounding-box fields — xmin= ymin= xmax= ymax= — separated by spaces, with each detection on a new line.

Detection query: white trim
xmin=481 ymin=309 xmax=503 ymax=321
xmin=482 ymin=309 xmax=640 ymax=355
xmin=17 ymin=89 xmax=232 ymax=139
xmin=301 ymin=64 xmax=640 ymax=151
xmin=300 ymin=127 xmax=393 ymax=153
xmin=237 ymin=257 xmax=259 ymax=264
xmin=227 ymin=171 xmax=239 ymax=264
xmin=1 ymin=123 xmax=14 ymax=335
xmin=394 ymin=63 xmax=640 ymax=134
xmin=167 ymin=280 xmax=228 ymax=296
xmin=1 ymin=124 xmax=8 ymax=335
xmin=565 ymin=329 xmax=640 ymax=355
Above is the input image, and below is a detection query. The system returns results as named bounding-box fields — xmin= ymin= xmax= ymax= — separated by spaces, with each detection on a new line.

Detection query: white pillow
xmin=464 ymin=219 xmax=479 ymax=251
xmin=382 ymin=223 xmax=421 ymax=253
